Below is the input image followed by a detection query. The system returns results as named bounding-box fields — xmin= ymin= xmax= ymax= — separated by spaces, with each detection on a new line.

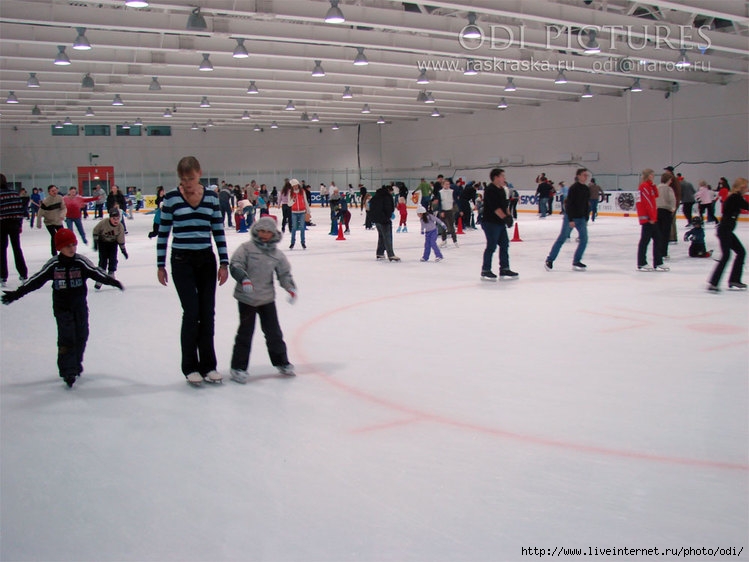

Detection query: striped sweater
xmin=0 ymin=189 xmax=25 ymax=221
xmin=157 ymin=188 xmax=228 ymax=268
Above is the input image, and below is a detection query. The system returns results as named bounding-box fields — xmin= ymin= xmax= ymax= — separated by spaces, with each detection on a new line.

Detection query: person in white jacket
xmin=228 ymin=216 xmax=297 ymax=383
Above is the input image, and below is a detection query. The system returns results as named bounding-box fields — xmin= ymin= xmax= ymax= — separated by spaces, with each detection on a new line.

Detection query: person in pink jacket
xmin=63 ymin=186 xmax=98 ymax=245
xmin=636 ymin=169 xmax=668 ymax=271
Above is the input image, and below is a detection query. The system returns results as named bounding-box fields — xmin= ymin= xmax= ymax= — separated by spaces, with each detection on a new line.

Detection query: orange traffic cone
xmin=456 ymin=216 xmax=464 ymax=235
xmin=336 ymin=223 xmax=346 ymax=240
xmin=511 ymin=222 xmax=522 ymax=242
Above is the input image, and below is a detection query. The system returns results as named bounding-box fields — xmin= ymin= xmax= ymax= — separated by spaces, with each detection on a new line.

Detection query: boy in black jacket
xmin=1 ymin=229 xmax=123 ymax=387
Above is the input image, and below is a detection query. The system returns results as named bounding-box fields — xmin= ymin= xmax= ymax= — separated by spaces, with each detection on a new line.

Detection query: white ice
xmin=1 ymin=207 xmax=747 ymax=562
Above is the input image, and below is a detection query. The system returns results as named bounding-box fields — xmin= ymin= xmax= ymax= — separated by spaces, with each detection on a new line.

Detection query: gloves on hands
xmin=242 ymin=279 xmax=254 ymax=294
xmin=1 ymin=290 xmax=19 ymax=305
xmin=120 ymin=246 xmax=129 ymax=259
xmin=503 ymin=215 xmax=514 ymax=228
xmin=287 ymin=289 xmax=297 ymax=304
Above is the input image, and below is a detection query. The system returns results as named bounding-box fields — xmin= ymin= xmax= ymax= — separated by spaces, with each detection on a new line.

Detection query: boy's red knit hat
xmin=54 ymin=228 xmax=78 ymax=251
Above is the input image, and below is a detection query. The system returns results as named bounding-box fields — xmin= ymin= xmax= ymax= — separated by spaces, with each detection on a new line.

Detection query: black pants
xmin=375 ymin=222 xmax=395 ymax=258
xmin=98 ymin=241 xmax=119 ymax=274
xmin=710 ymin=230 xmax=745 ymax=286
xmin=171 ymin=249 xmax=218 ymax=376
xmin=220 ymin=203 xmax=233 ymax=227
xmin=46 ymin=224 xmax=62 ymax=256
xmin=281 ymin=204 xmax=291 ymax=232
xmin=637 ymin=222 xmax=663 ymax=267
xmin=682 ymin=202 xmax=694 ymax=225
xmin=656 ymin=209 xmax=672 ymax=258
xmin=55 ymin=304 xmax=88 ymax=378
xmin=0 ymin=219 xmax=28 ymax=281
xmin=230 ymin=301 xmax=288 ymax=371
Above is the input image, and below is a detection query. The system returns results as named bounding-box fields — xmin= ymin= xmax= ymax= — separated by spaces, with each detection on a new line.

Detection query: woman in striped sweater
xmin=157 ymin=156 xmax=229 ymax=386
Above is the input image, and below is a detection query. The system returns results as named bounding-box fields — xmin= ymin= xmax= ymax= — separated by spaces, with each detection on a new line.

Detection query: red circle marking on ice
xmin=687 ymin=323 xmax=739 ymax=335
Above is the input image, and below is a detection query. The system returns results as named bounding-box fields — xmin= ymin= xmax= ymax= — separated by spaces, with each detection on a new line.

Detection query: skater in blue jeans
xmin=545 ymin=168 xmax=591 ymax=271
xmin=417 ymin=205 xmax=446 ymax=262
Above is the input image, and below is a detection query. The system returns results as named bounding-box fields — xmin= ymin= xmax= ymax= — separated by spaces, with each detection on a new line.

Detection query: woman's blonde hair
xmin=730 ymin=177 xmax=748 ymax=194
xmin=641 ymin=168 xmax=654 ymax=182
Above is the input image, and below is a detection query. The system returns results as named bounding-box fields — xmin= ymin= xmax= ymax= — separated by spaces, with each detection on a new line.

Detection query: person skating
xmin=228 ymin=216 xmax=297 ymax=383
xmin=1 ymin=228 xmax=123 ymax=388
xmin=544 ymin=168 xmax=591 ymax=272
xmin=708 ymin=177 xmax=749 ymax=292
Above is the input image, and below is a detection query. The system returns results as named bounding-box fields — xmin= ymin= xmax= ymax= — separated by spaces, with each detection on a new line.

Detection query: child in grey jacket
xmin=228 ymin=216 xmax=297 ymax=383
xmin=417 ymin=205 xmax=447 ymax=262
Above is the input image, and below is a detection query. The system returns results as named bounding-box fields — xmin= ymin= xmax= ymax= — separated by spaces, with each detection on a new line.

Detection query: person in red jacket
xmin=64 ymin=186 xmax=97 ymax=245
xmin=636 ymin=168 xmax=669 ymax=271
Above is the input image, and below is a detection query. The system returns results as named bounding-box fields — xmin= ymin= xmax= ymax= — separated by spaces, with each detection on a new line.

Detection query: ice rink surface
xmin=1 ymin=206 xmax=747 ymax=562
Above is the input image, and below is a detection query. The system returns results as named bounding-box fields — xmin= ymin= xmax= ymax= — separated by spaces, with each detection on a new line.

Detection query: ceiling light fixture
xmin=430 ymin=108 xmax=442 ymax=117
xmin=149 ymin=76 xmax=161 ymax=90
xmin=631 ymin=78 xmax=643 ymax=92
xmin=163 ymin=108 xmax=173 ymax=117
xmin=270 ymin=121 xmax=278 ymax=129
xmin=63 ymin=116 xmax=73 ymax=126
xmin=462 ymin=12 xmax=481 ymax=40
xmin=675 ymin=48 xmax=691 ymax=68
xmin=331 ymin=123 xmax=340 ymax=130
xmin=85 ymin=107 xmax=95 ymax=117
xmin=54 ymin=121 xmax=64 ymax=129
xmin=31 ymin=105 xmax=42 ymax=116
xmin=241 ymin=111 xmax=250 ymax=120
xmin=342 ymin=86 xmax=353 ymax=99
xmin=125 ymin=0 xmax=149 ymax=7
xmin=583 ymin=30 xmax=601 ymax=54
xmin=191 ymin=123 xmax=199 ymax=130
xmin=26 ymin=73 xmax=40 ymax=88
xmin=253 ymin=124 xmax=261 ymax=131
xmin=310 ymin=113 xmax=319 ymax=122
xmin=246 ymin=81 xmax=259 ymax=94
xmin=73 ymin=27 xmax=91 ymax=50
xmin=199 ymin=53 xmax=213 ymax=71
xmin=353 ymin=47 xmax=369 ymax=66
xmin=122 ymin=121 xmax=131 ymax=129
xmin=554 ymin=70 xmax=568 ymax=84
xmin=81 ymin=73 xmax=95 ymax=88
xmin=361 ymin=104 xmax=371 ymax=114
xmin=424 ymin=92 xmax=435 ymax=104
xmin=416 ymin=69 xmax=429 ymax=84
xmin=324 ymin=0 xmax=345 ymax=24
xmin=311 ymin=60 xmax=325 ymax=77
xmin=581 ymin=85 xmax=594 ymax=98
xmin=112 ymin=94 xmax=124 ymax=105
xmin=232 ymin=38 xmax=249 ymax=58
xmin=134 ymin=117 xmax=143 ymax=126
xmin=200 ymin=96 xmax=210 ymax=107
xmin=464 ymin=59 xmax=478 ymax=76
xmin=497 ymin=97 xmax=508 ymax=109
xmin=186 ymin=7 xmax=207 ymax=31
xmin=284 ymin=100 xmax=296 ymax=111
xmin=504 ymin=77 xmax=517 ymax=92
xmin=206 ymin=119 xmax=214 ymax=127
xmin=54 ymin=45 xmax=71 ymax=65
xmin=377 ymin=116 xmax=386 ymax=124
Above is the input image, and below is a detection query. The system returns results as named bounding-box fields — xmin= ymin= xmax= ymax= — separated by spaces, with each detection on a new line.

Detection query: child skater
xmin=228 ymin=216 xmax=297 ymax=383
xmin=396 ymin=196 xmax=408 ymax=233
xmin=92 ymin=207 xmax=128 ymax=289
xmin=0 ymin=228 xmax=123 ymax=387
xmin=683 ymin=216 xmax=711 ymax=258
xmin=417 ymin=205 xmax=447 ymax=262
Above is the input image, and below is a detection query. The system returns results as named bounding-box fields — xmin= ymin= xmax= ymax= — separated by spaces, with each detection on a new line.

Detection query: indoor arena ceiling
xmin=0 ymin=0 xmax=747 ymax=131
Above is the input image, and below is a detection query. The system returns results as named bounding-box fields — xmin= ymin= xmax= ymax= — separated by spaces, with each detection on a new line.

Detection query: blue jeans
xmin=290 ymin=212 xmax=306 ymax=246
xmin=65 ymin=217 xmax=88 ymax=244
xmin=589 ymin=199 xmax=599 ymax=221
xmin=547 ymin=217 xmax=588 ymax=264
xmin=422 ymin=229 xmax=443 ymax=261
xmin=481 ymin=221 xmax=509 ymax=272
xmin=539 ymin=197 xmax=551 ymax=217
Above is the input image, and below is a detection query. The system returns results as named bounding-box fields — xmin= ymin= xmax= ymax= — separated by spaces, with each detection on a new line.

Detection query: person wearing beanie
xmin=228 ymin=215 xmax=297 ymax=382
xmin=1 ymin=228 xmax=123 ymax=388
xmin=92 ymin=207 xmax=128 ymax=290
xmin=416 ymin=204 xmax=446 ymax=262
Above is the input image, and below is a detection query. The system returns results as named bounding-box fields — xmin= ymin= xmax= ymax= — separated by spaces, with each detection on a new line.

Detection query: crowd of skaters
xmin=1 ymin=162 xmax=747 ymax=389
